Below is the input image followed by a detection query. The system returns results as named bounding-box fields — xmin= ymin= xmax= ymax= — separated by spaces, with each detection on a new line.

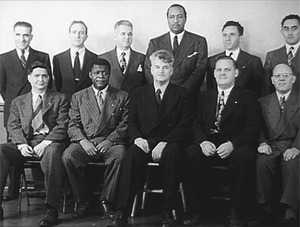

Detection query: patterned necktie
xmin=120 ymin=52 xmax=126 ymax=73
xmin=20 ymin=49 xmax=26 ymax=68
xmin=287 ymin=46 xmax=294 ymax=66
xmin=155 ymin=89 xmax=162 ymax=105
xmin=279 ymin=96 xmax=286 ymax=113
xmin=173 ymin=35 xmax=179 ymax=55
xmin=96 ymin=90 xmax=104 ymax=112
xmin=31 ymin=95 xmax=44 ymax=133
xmin=216 ymin=91 xmax=225 ymax=119
xmin=74 ymin=51 xmax=81 ymax=82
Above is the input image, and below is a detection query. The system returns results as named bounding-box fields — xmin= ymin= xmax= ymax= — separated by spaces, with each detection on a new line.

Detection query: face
xmin=151 ymin=58 xmax=173 ymax=83
xmin=14 ymin=25 xmax=33 ymax=50
xmin=214 ymin=59 xmax=238 ymax=89
xmin=222 ymin=26 xmax=241 ymax=51
xmin=281 ymin=19 xmax=300 ymax=45
xmin=28 ymin=67 xmax=49 ymax=91
xmin=167 ymin=6 xmax=186 ymax=34
xmin=114 ymin=24 xmax=133 ymax=50
xmin=89 ymin=64 xmax=110 ymax=90
xmin=69 ymin=23 xmax=88 ymax=48
xmin=271 ymin=64 xmax=296 ymax=94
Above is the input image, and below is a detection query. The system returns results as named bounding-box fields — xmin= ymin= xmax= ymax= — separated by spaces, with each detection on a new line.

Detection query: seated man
xmin=257 ymin=63 xmax=300 ymax=227
xmin=184 ymin=56 xmax=260 ymax=227
xmin=110 ymin=49 xmax=192 ymax=227
xmin=0 ymin=61 xmax=69 ymax=227
xmin=62 ymin=58 xmax=129 ymax=217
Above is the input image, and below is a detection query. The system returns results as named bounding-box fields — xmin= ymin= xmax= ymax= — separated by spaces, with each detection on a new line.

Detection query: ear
xmin=88 ymin=72 xmax=92 ymax=80
xmin=271 ymin=76 xmax=276 ymax=86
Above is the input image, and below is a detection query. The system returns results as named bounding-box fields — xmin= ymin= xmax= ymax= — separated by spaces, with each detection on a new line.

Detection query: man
xmin=184 ymin=56 xmax=260 ymax=227
xmin=53 ymin=20 xmax=98 ymax=99
xmin=0 ymin=61 xmax=69 ymax=227
xmin=109 ymin=50 xmax=192 ymax=227
xmin=100 ymin=20 xmax=146 ymax=95
xmin=0 ymin=21 xmax=52 ymax=201
xmin=144 ymin=4 xmax=207 ymax=98
xmin=62 ymin=58 xmax=129 ymax=218
xmin=207 ymin=21 xmax=266 ymax=97
xmin=257 ymin=63 xmax=299 ymax=227
xmin=264 ymin=14 xmax=300 ymax=93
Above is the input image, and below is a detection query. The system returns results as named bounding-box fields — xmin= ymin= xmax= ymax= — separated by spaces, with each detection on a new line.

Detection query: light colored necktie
xmin=287 ymin=46 xmax=294 ymax=66
xmin=31 ymin=95 xmax=44 ymax=133
xmin=96 ymin=90 xmax=104 ymax=112
xmin=120 ymin=52 xmax=126 ymax=73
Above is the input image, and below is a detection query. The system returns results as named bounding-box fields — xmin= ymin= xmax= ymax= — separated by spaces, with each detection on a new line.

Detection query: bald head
xmin=271 ymin=63 xmax=296 ymax=94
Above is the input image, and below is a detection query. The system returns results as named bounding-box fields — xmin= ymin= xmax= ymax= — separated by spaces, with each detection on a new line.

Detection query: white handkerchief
xmin=187 ymin=52 xmax=199 ymax=58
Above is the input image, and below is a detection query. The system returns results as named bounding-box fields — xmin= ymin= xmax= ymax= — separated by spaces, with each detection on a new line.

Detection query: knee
xmin=256 ymin=155 xmax=273 ymax=173
xmin=110 ymin=145 xmax=126 ymax=164
xmin=62 ymin=145 xmax=74 ymax=165
xmin=284 ymin=156 xmax=298 ymax=172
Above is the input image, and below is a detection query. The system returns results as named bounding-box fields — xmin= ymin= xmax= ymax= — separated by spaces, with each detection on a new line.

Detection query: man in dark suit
xmin=184 ymin=56 xmax=260 ymax=227
xmin=100 ymin=20 xmax=146 ymax=95
xmin=109 ymin=50 xmax=192 ymax=227
xmin=207 ymin=21 xmax=266 ymax=97
xmin=53 ymin=20 xmax=98 ymax=99
xmin=0 ymin=21 xmax=52 ymax=200
xmin=62 ymin=58 xmax=129 ymax=218
xmin=0 ymin=61 xmax=69 ymax=227
xmin=144 ymin=4 xmax=207 ymax=98
xmin=264 ymin=14 xmax=300 ymax=93
xmin=257 ymin=63 xmax=299 ymax=227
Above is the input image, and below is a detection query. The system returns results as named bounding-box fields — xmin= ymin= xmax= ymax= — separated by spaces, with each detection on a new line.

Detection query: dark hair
xmin=27 ymin=61 xmax=50 ymax=75
xmin=69 ymin=20 xmax=88 ymax=34
xmin=222 ymin=20 xmax=244 ymax=36
xmin=281 ymin=14 xmax=300 ymax=27
xmin=91 ymin=58 xmax=111 ymax=73
xmin=214 ymin=55 xmax=238 ymax=69
xmin=167 ymin=4 xmax=187 ymax=18
xmin=150 ymin=49 xmax=174 ymax=65
xmin=14 ymin=21 xmax=32 ymax=33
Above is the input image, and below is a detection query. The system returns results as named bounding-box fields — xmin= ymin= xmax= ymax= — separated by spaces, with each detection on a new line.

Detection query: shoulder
xmin=150 ymin=32 xmax=169 ymax=43
xmin=31 ymin=48 xmax=49 ymax=57
xmin=85 ymin=49 xmax=98 ymax=58
xmin=240 ymin=50 xmax=262 ymax=62
xmin=266 ymin=46 xmax=285 ymax=57
xmin=110 ymin=86 xmax=128 ymax=98
xmin=53 ymin=49 xmax=69 ymax=59
xmin=208 ymin=52 xmax=224 ymax=64
xmin=0 ymin=50 xmax=15 ymax=58
xmin=185 ymin=31 xmax=206 ymax=42
xmin=99 ymin=49 xmax=114 ymax=59
xmin=258 ymin=93 xmax=273 ymax=105
xmin=131 ymin=49 xmax=145 ymax=59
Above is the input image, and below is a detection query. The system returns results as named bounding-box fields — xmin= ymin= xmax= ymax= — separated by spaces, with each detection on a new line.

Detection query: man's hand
xmin=152 ymin=142 xmax=167 ymax=162
xmin=283 ymin=147 xmax=300 ymax=161
xmin=258 ymin=142 xmax=272 ymax=155
xmin=80 ymin=139 xmax=97 ymax=156
xmin=216 ymin=141 xmax=234 ymax=159
xmin=200 ymin=141 xmax=216 ymax=157
xmin=17 ymin=144 xmax=34 ymax=157
xmin=33 ymin=140 xmax=52 ymax=158
xmin=96 ymin=140 xmax=112 ymax=153
xmin=134 ymin=138 xmax=150 ymax=153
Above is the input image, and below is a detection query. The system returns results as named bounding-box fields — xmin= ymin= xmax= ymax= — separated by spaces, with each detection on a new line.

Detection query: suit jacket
xmin=259 ymin=89 xmax=300 ymax=153
xmin=0 ymin=47 xmax=52 ymax=126
xmin=264 ymin=46 xmax=300 ymax=93
xmin=129 ymin=83 xmax=192 ymax=148
xmin=207 ymin=50 xmax=267 ymax=97
xmin=99 ymin=48 xmax=146 ymax=95
xmin=53 ymin=48 xmax=98 ymax=99
xmin=7 ymin=91 xmax=69 ymax=144
xmin=68 ymin=86 xmax=129 ymax=145
xmin=144 ymin=31 xmax=208 ymax=95
xmin=194 ymin=87 xmax=261 ymax=150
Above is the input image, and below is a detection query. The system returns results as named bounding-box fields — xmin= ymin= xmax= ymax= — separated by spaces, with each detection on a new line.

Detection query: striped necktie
xmin=31 ymin=95 xmax=44 ymax=133
xmin=96 ymin=90 xmax=104 ymax=112
xmin=120 ymin=52 xmax=126 ymax=73
xmin=287 ymin=47 xmax=294 ymax=66
xmin=20 ymin=49 xmax=26 ymax=68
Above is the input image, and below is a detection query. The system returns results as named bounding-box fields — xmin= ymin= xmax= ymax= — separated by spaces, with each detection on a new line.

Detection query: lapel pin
xmin=137 ymin=64 xmax=143 ymax=72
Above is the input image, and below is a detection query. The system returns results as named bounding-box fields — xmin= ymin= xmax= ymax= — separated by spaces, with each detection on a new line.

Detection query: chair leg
xmin=62 ymin=192 xmax=67 ymax=214
xmin=179 ymin=182 xmax=187 ymax=213
xmin=17 ymin=173 xmax=23 ymax=214
xmin=130 ymin=194 xmax=138 ymax=217
xmin=23 ymin=171 xmax=30 ymax=207
xmin=141 ymin=181 xmax=148 ymax=210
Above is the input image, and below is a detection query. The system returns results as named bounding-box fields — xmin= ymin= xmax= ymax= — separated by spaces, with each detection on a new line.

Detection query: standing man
xmin=0 ymin=21 xmax=52 ymax=200
xmin=62 ymin=58 xmax=129 ymax=218
xmin=257 ymin=63 xmax=299 ymax=227
xmin=184 ymin=56 xmax=260 ymax=227
xmin=144 ymin=4 xmax=208 ymax=98
xmin=264 ymin=14 xmax=300 ymax=93
xmin=207 ymin=21 xmax=266 ymax=97
xmin=53 ymin=20 xmax=98 ymax=99
xmin=0 ymin=61 xmax=69 ymax=227
xmin=100 ymin=20 xmax=146 ymax=95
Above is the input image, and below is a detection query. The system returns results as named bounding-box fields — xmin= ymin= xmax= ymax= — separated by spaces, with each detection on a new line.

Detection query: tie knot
xmin=121 ymin=52 xmax=126 ymax=57
xmin=289 ymin=46 xmax=294 ymax=51
xmin=97 ymin=90 xmax=102 ymax=97
xmin=280 ymin=96 xmax=285 ymax=104
xmin=21 ymin=49 xmax=25 ymax=55
xmin=76 ymin=51 xmax=79 ymax=56
xmin=156 ymin=89 xmax=161 ymax=96
xmin=220 ymin=90 xmax=225 ymax=97
xmin=228 ymin=52 xmax=233 ymax=57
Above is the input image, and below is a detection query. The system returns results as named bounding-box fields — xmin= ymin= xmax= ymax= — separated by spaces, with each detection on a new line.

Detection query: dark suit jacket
xmin=207 ymin=50 xmax=267 ymax=97
xmin=0 ymin=48 xmax=52 ymax=126
xmin=129 ymin=83 xmax=192 ymax=149
xmin=7 ymin=91 xmax=69 ymax=144
xmin=144 ymin=31 xmax=208 ymax=95
xmin=259 ymin=89 xmax=300 ymax=153
xmin=194 ymin=87 xmax=261 ymax=150
xmin=99 ymin=48 xmax=146 ymax=95
xmin=264 ymin=46 xmax=300 ymax=93
xmin=68 ymin=86 xmax=129 ymax=145
xmin=53 ymin=48 xmax=98 ymax=99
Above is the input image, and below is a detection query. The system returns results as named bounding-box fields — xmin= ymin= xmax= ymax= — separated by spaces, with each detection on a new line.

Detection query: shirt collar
xmin=217 ymin=85 xmax=234 ymax=97
xmin=153 ymin=81 xmax=169 ymax=97
xmin=225 ymin=48 xmax=240 ymax=61
xmin=92 ymin=85 xmax=109 ymax=97
xmin=31 ymin=90 xmax=46 ymax=100
xmin=286 ymin=41 xmax=300 ymax=55
xmin=116 ymin=47 xmax=131 ymax=58
xmin=169 ymin=30 xmax=185 ymax=45
xmin=70 ymin=47 xmax=85 ymax=56
xmin=276 ymin=89 xmax=292 ymax=102
xmin=16 ymin=47 xmax=30 ymax=58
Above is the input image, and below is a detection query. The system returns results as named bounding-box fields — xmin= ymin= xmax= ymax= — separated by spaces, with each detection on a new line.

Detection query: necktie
xmin=228 ymin=52 xmax=233 ymax=58
xmin=31 ymin=95 xmax=44 ymax=133
xmin=74 ymin=51 xmax=81 ymax=82
xmin=279 ymin=96 xmax=286 ymax=113
xmin=155 ymin=89 xmax=162 ymax=105
xmin=287 ymin=47 xmax=294 ymax=66
xmin=120 ymin=52 xmax=126 ymax=73
xmin=216 ymin=91 xmax=225 ymax=120
xmin=96 ymin=90 xmax=104 ymax=112
xmin=20 ymin=49 xmax=26 ymax=68
xmin=173 ymin=35 xmax=179 ymax=55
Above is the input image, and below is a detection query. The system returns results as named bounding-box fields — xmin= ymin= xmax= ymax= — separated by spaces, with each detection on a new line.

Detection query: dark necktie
xmin=96 ymin=90 xmax=104 ymax=112
xmin=279 ymin=96 xmax=286 ymax=113
xmin=228 ymin=52 xmax=233 ymax=58
xmin=20 ymin=49 xmax=26 ymax=68
xmin=31 ymin=95 xmax=44 ymax=133
xmin=74 ymin=51 xmax=81 ymax=82
xmin=156 ymin=89 xmax=162 ymax=105
xmin=120 ymin=52 xmax=127 ymax=73
xmin=287 ymin=47 xmax=294 ymax=66
xmin=173 ymin=35 xmax=179 ymax=55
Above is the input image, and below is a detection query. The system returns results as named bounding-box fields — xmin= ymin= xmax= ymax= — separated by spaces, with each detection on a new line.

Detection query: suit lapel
xmin=64 ymin=49 xmax=74 ymax=82
xmin=174 ymin=32 xmax=193 ymax=65
xmin=124 ymin=49 xmax=134 ymax=77
xmin=145 ymin=85 xmax=159 ymax=131
xmin=285 ymin=90 xmax=300 ymax=126
xmin=161 ymin=33 xmax=173 ymax=53
xmin=264 ymin=93 xmax=281 ymax=133
xmin=112 ymin=48 xmax=125 ymax=78
xmin=42 ymin=92 xmax=53 ymax=116
xmin=86 ymin=87 xmax=101 ymax=126
xmin=220 ymin=87 xmax=239 ymax=122
xmin=22 ymin=93 xmax=33 ymax=131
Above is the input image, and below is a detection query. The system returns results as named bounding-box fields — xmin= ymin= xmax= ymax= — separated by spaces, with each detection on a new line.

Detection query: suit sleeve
xmin=53 ymin=56 xmax=62 ymax=92
xmin=128 ymin=89 xmax=143 ymax=142
xmin=264 ymin=52 xmax=273 ymax=94
xmin=144 ymin=39 xmax=155 ymax=84
xmin=0 ymin=55 xmax=6 ymax=100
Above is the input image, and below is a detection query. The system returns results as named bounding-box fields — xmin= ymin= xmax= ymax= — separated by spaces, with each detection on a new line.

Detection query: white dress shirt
xmin=92 ymin=85 xmax=108 ymax=101
xmin=154 ymin=81 xmax=169 ymax=100
xmin=225 ymin=48 xmax=240 ymax=61
xmin=217 ymin=85 xmax=234 ymax=105
xmin=70 ymin=47 xmax=85 ymax=69
xmin=286 ymin=41 xmax=300 ymax=56
xmin=16 ymin=47 xmax=29 ymax=61
xmin=169 ymin=30 xmax=185 ymax=49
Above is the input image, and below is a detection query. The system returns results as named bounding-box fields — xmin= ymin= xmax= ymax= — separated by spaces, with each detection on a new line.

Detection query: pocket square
xmin=187 ymin=52 xmax=199 ymax=58
xmin=137 ymin=64 xmax=143 ymax=72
